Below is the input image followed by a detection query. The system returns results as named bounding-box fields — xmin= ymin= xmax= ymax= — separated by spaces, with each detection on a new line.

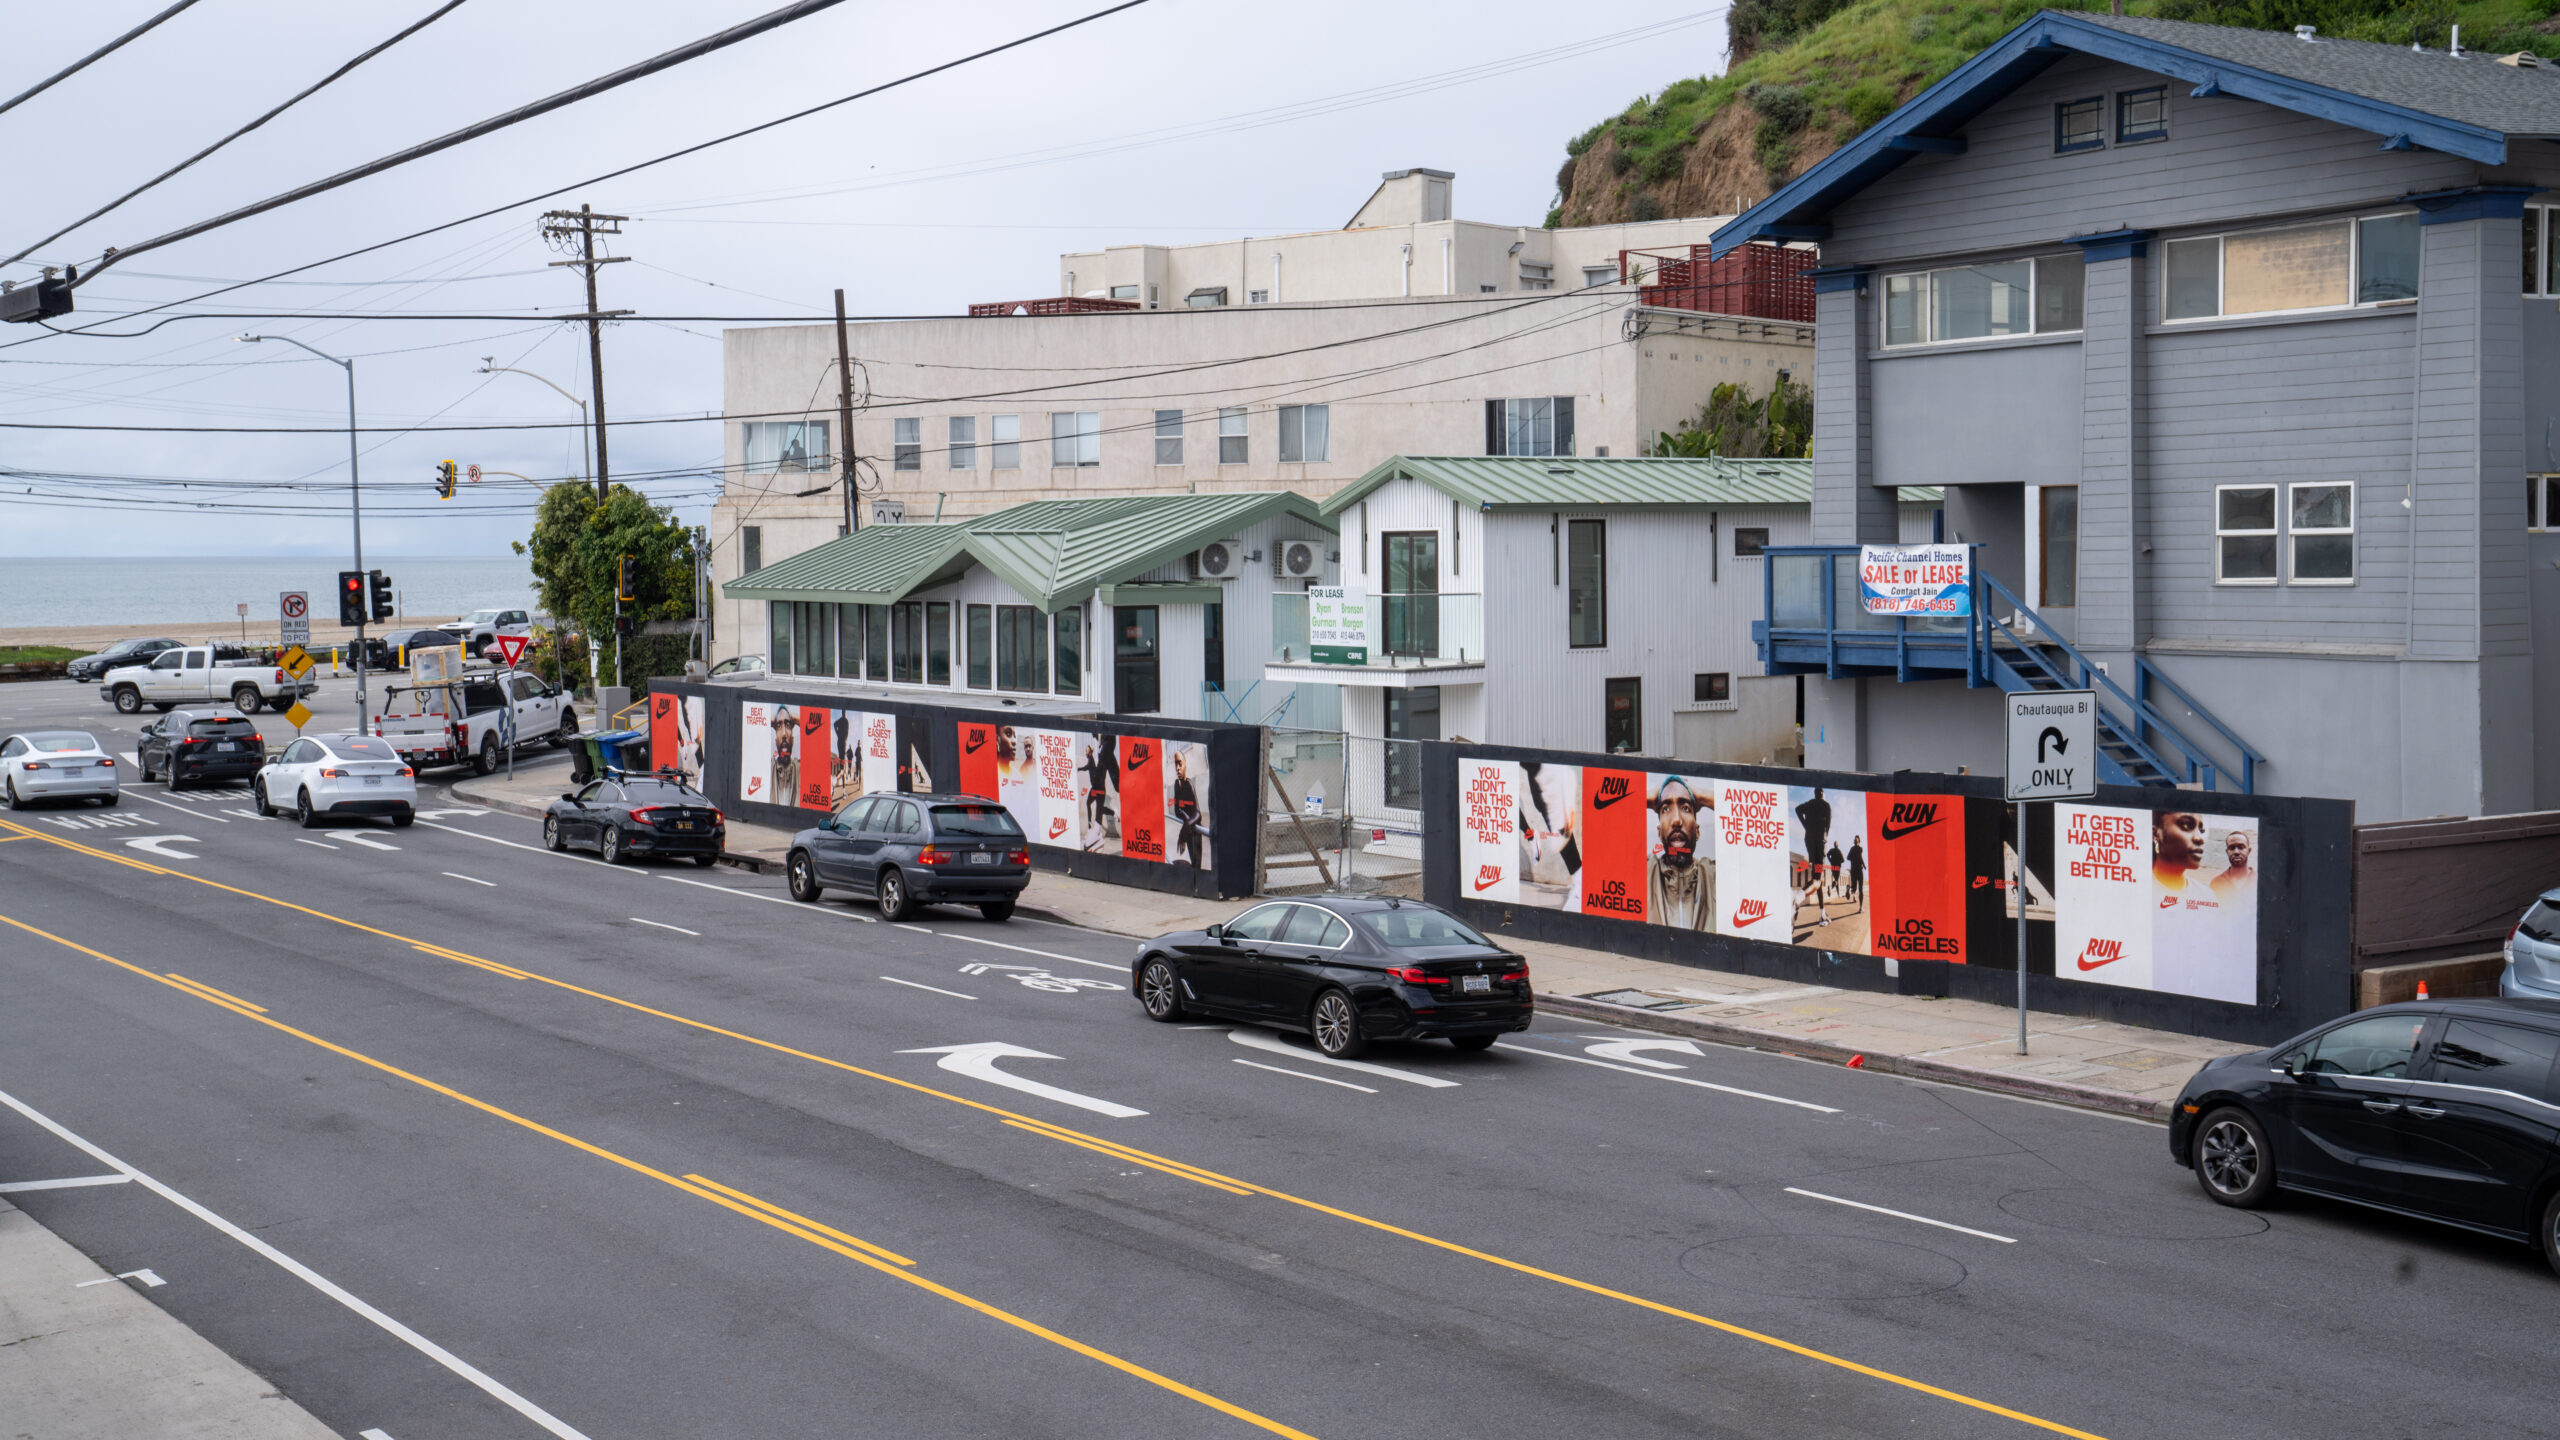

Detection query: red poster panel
xmin=795 ymin=706 xmax=833 ymax=811
xmin=648 ymin=693 xmax=676 ymax=773
xmin=1119 ymin=736 xmax=1165 ymax=862
xmin=1868 ymin=793 xmax=1967 ymax=963
xmin=1578 ymin=767 xmax=1647 ymax=921
xmin=957 ymin=722 xmax=1000 ymax=804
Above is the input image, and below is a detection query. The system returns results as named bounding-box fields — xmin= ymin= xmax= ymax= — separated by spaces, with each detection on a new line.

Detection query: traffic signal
xmin=337 ymin=570 xmax=365 ymax=626
xmin=369 ymin=570 xmax=394 ymax=623
xmin=616 ymin=554 xmax=636 ymax=604
xmin=434 ymin=459 xmax=458 ymax=500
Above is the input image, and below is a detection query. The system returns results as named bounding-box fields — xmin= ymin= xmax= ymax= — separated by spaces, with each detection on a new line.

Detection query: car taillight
xmin=1499 ymin=963 xmax=1529 ymax=981
xmin=274 ymin=669 xmax=286 ymax=683
xmin=1386 ymin=966 xmax=1447 ymax=987
xmin=398 ymin=766 xmax=413 ymax=777
xmin=178 ymin=738 xmax=205 ymax=751
xmin=1007 ymin=848 xmax=1029 ymax=865
xmin=18 ymin=761 xmax=37 ymax=771
xmin=918 ymin=847 xmax=952 ymax=865
xmin=97 ymin=757 xmax=113 ymax=767
xmin=319 ymin=768 xmax=346 ymax=778
xmin=628 ymin=807 xmax=662 ymax=826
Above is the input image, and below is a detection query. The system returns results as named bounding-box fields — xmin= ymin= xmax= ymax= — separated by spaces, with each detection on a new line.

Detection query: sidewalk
xmin=0 ymin=1196 xmax=336 ymax=1439
xmin=450 ymin=761 xmax=2245 ymax=1120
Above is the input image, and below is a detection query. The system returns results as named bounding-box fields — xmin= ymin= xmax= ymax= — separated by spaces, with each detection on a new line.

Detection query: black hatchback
xmin=137 ymin=709 xmax=264 ymax=788
xmin=786 ymin=793 xmax=1031 ymax=922
xmin=1131 ymin=897 xmax=1533 ymax=1058
xmin=2173 ymin=998 xmax=2560 ymax=1271
xmin=543 ymin=774 xmax=724 ymax=866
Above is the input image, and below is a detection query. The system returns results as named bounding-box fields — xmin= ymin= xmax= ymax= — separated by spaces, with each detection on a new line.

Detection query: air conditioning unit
xmin=1191 ymin=540 xmax=1242 ymax=580
xmin=1275 ymin=538 xmax=1323 ymax=580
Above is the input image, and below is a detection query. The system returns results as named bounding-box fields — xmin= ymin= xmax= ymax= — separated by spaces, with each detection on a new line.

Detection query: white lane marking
xmin=1783 ymin=1187 xmax=2018 ymax=1244
xmin=361 ymin=1430 xmax=397 ymax=1440
xmin=897 ymin=1042 xmax=1146 ymax=1118
xmin=412 ymin=819 xmax=622 ymax=872
xmin=122 ymin=789 xmax=226 ymax=822
xmin=122 ymin=835 xmax=199 ymax=860
xmin=1495 ymin=1043 xmax=1840 ymax=1113
xmin=442 ymin=872 xmax=495 ymax=888
xmin=655 ymin=873 xmax=876 ymax=922
xmin=336 ymin=832 xmax=400 ymax=852
xmin=895 ymin=923 xmax=932 ymax=933
xmin=1227 ymin=1027 xmax=1459 ymax=1088
xmin=1584 ymin=1037 xmax=1705 ymax=1070
xmin=220 ymin=809 xmax=263 ymax=821
xmin=122 ymin=752 xmax=140 ymax=769
xmin=927 ymin=929 xmax=1124 ymax=973
xmin=0 ymin=1084 xmax=593 ymax=1440
xmin=1232 ymin=1058 xmax=1376 ymax=1093
xmin=628 ymin=917 xmax=699 ymax=937
xmin=0 ymin=1173 xmax=133 ymax=1193
xmin=411 ymin=809 xmax=487 ymax=819
xmin=294 ymin=838 xmax=339 ymax=851
xmin=75 ymin=1267 xmax=164 ymax=1289
xmin=881 ymin=976 xmax=977 ymax=1000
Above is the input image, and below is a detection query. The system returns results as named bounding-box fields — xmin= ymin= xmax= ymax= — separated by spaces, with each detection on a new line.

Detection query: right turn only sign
xmin=2004 ymin=690 xmax=2096 ymax=801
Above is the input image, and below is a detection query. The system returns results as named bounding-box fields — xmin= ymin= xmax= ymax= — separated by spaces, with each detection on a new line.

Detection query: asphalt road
xmin=4 ymin=673 xmax=2559 ymax=1440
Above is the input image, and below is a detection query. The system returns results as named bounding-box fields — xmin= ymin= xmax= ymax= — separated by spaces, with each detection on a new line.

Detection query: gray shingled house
xmin=1720 ymin=10 xmax=2560 ymax=821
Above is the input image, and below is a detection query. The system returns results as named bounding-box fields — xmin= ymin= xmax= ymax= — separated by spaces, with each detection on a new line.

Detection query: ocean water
xmin=0 ymin=555 xmax=539 ymax=629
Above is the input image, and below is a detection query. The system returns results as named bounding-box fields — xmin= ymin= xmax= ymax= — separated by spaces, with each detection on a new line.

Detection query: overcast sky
xmin=0 ymin=0 xmax=1726 ymax=559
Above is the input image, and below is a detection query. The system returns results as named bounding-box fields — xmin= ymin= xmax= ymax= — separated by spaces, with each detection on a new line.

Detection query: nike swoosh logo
xmin=2076 ymin=953 xmax=2119 ymax=971
xmin=1878 ymin=816 xmax=1944 ymax=841
xmin=1592 ymin=790 xmax=1632 ymax=810
xmin=1731 ymin=911 xmax=1769 ymax=927
xmin=964 ymin=738 xmax=986 ymax=753
xmin=1473 ymin=874 xmax=1501 ymax=892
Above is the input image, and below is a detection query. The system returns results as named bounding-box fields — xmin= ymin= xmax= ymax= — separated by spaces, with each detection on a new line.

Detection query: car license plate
xmin=1462 ymin=974 xmax=1492 ymax=994
xmin=219 ymin=741 xmax=240 ymax=752
xmin=364 ymin=776 xmax=382 ymax=786
xmin=969 ymin=852 xmax=993 ymax=865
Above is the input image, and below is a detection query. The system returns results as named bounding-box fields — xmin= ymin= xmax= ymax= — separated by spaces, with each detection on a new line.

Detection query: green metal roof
xmin=1320 ymin=455 xmax=1816 ymax=514
xmin=725 ymin=490 xmax=1334 ymax=612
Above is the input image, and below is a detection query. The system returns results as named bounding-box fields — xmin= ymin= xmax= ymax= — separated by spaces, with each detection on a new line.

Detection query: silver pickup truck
xmin=99 ymin=644 xmax=318 ymax=715
xmin=373 ymin=668 xmax=577 ymax=774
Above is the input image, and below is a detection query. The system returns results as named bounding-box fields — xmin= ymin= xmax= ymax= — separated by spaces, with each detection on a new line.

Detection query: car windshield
xmin=2523 ymin=900 xmax=2560 ymax=944
xmin=25 ymin=731 xmax=97 ymax=752
xmin=621 ymin=780 xmax=706 ymax=804
xmin=464 ymin=610 xmax=502 ymax=623
xmin=931 ymin=804 xmax=1024 ymax=837
xmin=1353 ymin=908 xmax=1491 ymax=949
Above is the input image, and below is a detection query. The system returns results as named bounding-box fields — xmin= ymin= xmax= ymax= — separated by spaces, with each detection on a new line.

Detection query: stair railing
xmin=2136 ymin=657 xmax=2265 ymax=794
xmin=1971 ymin=572 xmax=2241 ymax=791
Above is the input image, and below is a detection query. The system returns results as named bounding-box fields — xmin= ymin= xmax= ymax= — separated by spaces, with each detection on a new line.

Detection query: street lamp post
xmin=477 ymin=359 xmax=590 ymax=491
xmin=240 ymin=333 xmax=369 ymax=730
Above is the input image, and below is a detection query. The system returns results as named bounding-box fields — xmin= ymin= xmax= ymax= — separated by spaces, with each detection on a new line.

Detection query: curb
xmin=1532 ymin=993 xmax=2168 ymax=1124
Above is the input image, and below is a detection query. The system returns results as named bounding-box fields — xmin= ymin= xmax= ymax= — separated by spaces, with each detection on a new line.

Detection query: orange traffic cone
xmin=2416 ymin=981 xmax=2431 ymax=1000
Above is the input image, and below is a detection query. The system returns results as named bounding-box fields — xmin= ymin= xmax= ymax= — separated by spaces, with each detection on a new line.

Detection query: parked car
xmin=543 ymin=774 xmax=723 ymax=866
xmin=99 ymin=643 xmax=314 ymax=714
xmin=1129 ymin=897 xmax=1532 ymax=1057
xmin=706 ymin=654 xmax=768 ymax=681
xmin=255 ymin=733 xmax=415 ymax=828
xmin=1 ymin=730 xmax=118 ymax=808
xmin=2172 ymin=998 xmax=2560 ymax=1273
xmin=65 ymin=637 xmax=180 ymax=683
xmin=438 ymin=607 xmax=532 ymax=656
xmin=359 ymin=628 xmax=464 ymax=673
xmin=785 ymin=794 xmax=1030 ymax=921
xmin=375 ymin=668 xmax=575 ymax=773
xmin=2502 ymin=890 xmax=2560 ymax=1001
xmin=135 ymin=709 xmax=265 ymax=788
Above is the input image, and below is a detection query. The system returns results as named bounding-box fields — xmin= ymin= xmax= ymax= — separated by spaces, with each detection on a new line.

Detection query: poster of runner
xmin=1786 ymin=784 xmax=1867 ymax=952
xmin=1166 ymin=740 xmax=1211 ymax=869
xmin=1078 ymin=734 xmax=1122 ymax=856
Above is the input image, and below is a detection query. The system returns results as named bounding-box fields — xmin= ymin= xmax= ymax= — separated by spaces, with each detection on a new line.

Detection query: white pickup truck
xmin=99 ymin=644 xmax=318 ymax=715
xmin=373 ymin=668 xmax=577 ymax=775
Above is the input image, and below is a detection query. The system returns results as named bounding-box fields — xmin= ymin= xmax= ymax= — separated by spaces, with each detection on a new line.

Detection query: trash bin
xmin=594 ymin=728 xmax=649 ymax=775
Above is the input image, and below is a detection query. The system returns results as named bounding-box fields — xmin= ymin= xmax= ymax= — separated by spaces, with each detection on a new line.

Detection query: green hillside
xmin=1551 ymin=0 xmax=2560 ymax=228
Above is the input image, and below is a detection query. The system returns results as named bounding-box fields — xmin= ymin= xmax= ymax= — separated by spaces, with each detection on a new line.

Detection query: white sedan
xmin=255 ymin=733 xmax=416 ymax=829
xmin=1 ymin=730 xmax=119 ymax=809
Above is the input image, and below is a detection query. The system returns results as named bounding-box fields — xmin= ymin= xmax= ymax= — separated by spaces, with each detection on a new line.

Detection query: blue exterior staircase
xmin=1753 ymin=545 xmax=2267 ymax=793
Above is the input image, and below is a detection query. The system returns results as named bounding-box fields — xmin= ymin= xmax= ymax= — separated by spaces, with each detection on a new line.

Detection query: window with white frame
xmin=1050 ymin=411 xmax=1100 ymax=467
xmin=1154 ymin=409 xmax=1183 ymax=466
xmin=2531 ymin=474 xmax=2560 ymax=530
xmin=990 ymin=413 xmax=1020 ymax=469
xmin=2290 ymin=482 xmax=2355 ymax=583
xmin=1278 ymin=404 xmax=1329 ymax=463
xmin=1582 ymin=264 xmax=1618 ymax=288
xmin=1487 ymin=397 xmax=1575 ymax=456
xmin=744 ymin=420 xmax=829 ymax=474
xmin=1248 ymin=289 xmax=1271 ymax=304
xmin=2163 ymin=213 xmax=2419 ymax=322
xmin=2215 ymin=485 xmax=2278 ymax=583
xmin=891 ymin=417 xmax=920 ymax=471
xmin=1218 ymin=407 xmax=1248 ymax=464
xmin=1882 ymin=253 xmax=2084 ymax=346
xmin=947 ymin=415 xmax=976 ymax=469
xmin=2525 ymin=207 xmax=2560 ymax=296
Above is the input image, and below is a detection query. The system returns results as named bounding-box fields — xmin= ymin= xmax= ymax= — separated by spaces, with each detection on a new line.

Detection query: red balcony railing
xmin=1620 ymin=242 xmax=1816 ymax=324
xmin=966 ymin=296 xmax=1143 ymax=318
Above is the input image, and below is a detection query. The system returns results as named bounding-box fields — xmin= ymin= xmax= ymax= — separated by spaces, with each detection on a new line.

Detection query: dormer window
xmin=2055 ymin=96 xmax=2104 ymax=153
xmin=2117 ymin=86 xmax=2169 ymax=143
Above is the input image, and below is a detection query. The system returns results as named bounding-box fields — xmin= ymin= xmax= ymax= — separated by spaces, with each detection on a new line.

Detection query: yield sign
xmin=494 ymin=633 xmax=530 ymax=667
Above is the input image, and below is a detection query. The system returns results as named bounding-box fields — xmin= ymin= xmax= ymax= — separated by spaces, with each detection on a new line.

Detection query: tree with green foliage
xmin=512 ymin=482 xmax=697 ymax=695
xmin=1649 ymin=376 xmax=1813 ymax=459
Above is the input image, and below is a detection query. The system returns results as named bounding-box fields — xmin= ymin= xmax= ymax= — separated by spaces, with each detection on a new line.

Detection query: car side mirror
xmin=561 ymin=792 xmax=580 ymax=803
xmin=1208 ymin=923 xmax=1233 ymax=944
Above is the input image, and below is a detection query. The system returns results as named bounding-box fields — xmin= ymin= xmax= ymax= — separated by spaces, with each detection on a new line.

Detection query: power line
xmin=0 ymin=0 xmax=204 ymax=120
xmin=3 ymin=0 xmax=477 ymax=270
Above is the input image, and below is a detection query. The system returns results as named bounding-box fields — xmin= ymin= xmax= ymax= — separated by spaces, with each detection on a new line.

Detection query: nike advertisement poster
xmin=1868 ymin=793 xmax=1967 ymax=963
xmin=793 ymin=705 xmax=834 ymax=811
xmin=1515 ymin=762 xmax=1581 ymax=910
xmin=857 ymin=712 xmax=897 ymax=801
xmin=1031 ymin=729 xmax=1084 ymax=848
xmin=1458 ymin=760 xmax=1522 ymax=904
xmin=1166 ymin=740 xmax=1211 ymax=870
xmin=2055 ymin=802 xmax=2155 ymax=992
xmin=956 ymin=721 xmax=999 ymax=803
xmin=1118 ymin=737 xmax=1164 ymax=862
xmin=1077 ymin=735 xmax=1124 ymax=857
xmin=1713 ymin=779 xmax=1790 ymax=941
xmin=737 ymin=701 xmax=780 ymax=808
xmin=1644 ymin=773 xmax=1713 ymax=931
xmin=1787 ymin=785 xmax=1868 ymax=953
xmin=645 ymin=693 xmax=705 ymax=790
xmin=1578 ymin=767 xmax=1649 ymax=921
xmin=2151 ymin=809 xmax=2260 ymax=1004
xmin=946 ymin=721 xmax=1213 ymax=867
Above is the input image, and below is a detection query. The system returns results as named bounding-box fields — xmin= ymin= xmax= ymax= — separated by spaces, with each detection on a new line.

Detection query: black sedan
xmin=786 ymin=793 xmax=1031 ymax=922
xmin=2173 ymin=997 xmax=2560 ymax=1272
xmin=66 ymin=636 xmax=180 ymax=683
xmin=136 ymin=708 xmax=264 ymax=788
xmin=543 ymin=774 xmax=724 ymax=866
xmin=1131 ymin=896 xmax=1532 ymax=1057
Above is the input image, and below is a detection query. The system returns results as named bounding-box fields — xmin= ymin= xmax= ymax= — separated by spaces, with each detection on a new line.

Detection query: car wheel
xmin=552 ymin=709 xmax=577 ymax=746
xmin=474 ymin=733 xmax=500 ymax=777
xmin=787 ymin=851 xmax=822 ymax=902
xmin=2 ymin=778 xmax=19 ymax=810
xmin=391 ymin=811 xmax=414 ymax=828
xmin=1450 ymin=1034 xmax=1497 ymax=1052
xmin=600 ymin=827 xmax=623 ymax=865
xmin=543 ymin=815 xmax=564 ymax=851
xmin=151 ymin=702 xmax=175 ymax=713
xmin=1310 ymin=989 xmax=1368 ymax=1059
xmin=1137 ymin=958 xmax=1185 ymax=1021
xmin=94 ymin=793 xmax=115 ymax=808
xmin=876 ymin=867 xmax=913 ymax=921
xmin=113 ymin=687 xmax=141 ymax=714
xmin=2194 ymin=1107 xmax=2276 ymax=1208
xmin=253 ymin=778 xmax=275 ymax=817
xmin=231 ymin=686 xmax=262 ymax=714
xmin=2537 ymin=1189 xmax=2560 ymax=1280
xmin=979 ymin=900 xmax=1016 ymax=922
xmin=296 ymin=789 xmax=319 ymax=830
xmin=691 ymin=851 xmax=716 ymax=868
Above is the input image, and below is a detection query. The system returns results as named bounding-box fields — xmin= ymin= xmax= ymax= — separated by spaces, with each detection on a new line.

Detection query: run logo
xmin=1730 ymin=897 xmax=1771 ymax=928
xmin=1592 ymin=775 xmax=1633 ymax=810
xmin=1472 ymin=863 xmax=1504 ymax=893
xmin=1129 ymin=743 xmax=1152 ymax=765
xmin=2076 ymin=937 xmax=2124 ymax=971
xmin=1878 ymin=801 xmax=1944 ymax=842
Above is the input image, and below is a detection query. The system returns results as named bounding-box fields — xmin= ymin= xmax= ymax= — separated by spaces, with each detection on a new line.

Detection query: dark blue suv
xmin=786 ymin=793 xmax=1031 ymax=922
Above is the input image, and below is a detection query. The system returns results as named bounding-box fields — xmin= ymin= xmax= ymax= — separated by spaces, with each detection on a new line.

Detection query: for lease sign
xmin=1859 ymin=544 xmax=1972 ymax=616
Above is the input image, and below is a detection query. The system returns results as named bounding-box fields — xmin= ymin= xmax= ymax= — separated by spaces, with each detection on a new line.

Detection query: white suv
xmin=256 ymin=733 xmax=416 ymax=829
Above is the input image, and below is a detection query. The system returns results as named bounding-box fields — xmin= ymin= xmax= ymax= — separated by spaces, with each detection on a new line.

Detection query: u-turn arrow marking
xmin=897 ymin=1042 xmax=1147 ymax=1118
xmin=123 ymin=835 xmax=199 ymax=860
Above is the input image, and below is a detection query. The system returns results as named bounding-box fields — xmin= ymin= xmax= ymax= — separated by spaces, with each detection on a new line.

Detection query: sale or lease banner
xmin=1867 ymin=793 xmax=1968 ymax=963
xmin=1577 ymin=767 xmax=1648 ymax=920
xmin=2054 ymin=802 xmax=2154 ymax=991
xmin=1859 ymin=544 xmax=1972 ymax=616
xmin=1119 ymin=736 xmax=1165 ymax=862
xmin=1715 ymin=780 xmax=1792 ymax=940
xmin=1458 ymin=760 xmax=1522 ymax=903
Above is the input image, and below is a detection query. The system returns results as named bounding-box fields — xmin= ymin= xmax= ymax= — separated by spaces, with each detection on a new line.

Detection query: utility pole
xmin=540 ymin=204 xmax=630 ymax=506
xmin=834 ymin=287 xmax=858 ymax=534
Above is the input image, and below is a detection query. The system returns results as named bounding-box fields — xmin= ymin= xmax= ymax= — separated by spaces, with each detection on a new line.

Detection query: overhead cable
xmin=0 ymin=0 xmax=204 ymax=120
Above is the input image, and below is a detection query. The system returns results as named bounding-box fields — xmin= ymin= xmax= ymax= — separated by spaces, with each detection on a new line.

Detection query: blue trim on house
xmin=1887 ymin=134 xmax=1968 ymax=154
xmin=2403 ymin=184 xmax=2537 ymax=224
xmin=1807 ymin=265 xmax=1872 ymax=294
xmin=2055 ymin=94 xmax=2107 ymax=153
xmin=2072 ymin=227 xmax=2153 ymax=262
xmin=1711 ymin=12 xmax=2512 ymax=258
